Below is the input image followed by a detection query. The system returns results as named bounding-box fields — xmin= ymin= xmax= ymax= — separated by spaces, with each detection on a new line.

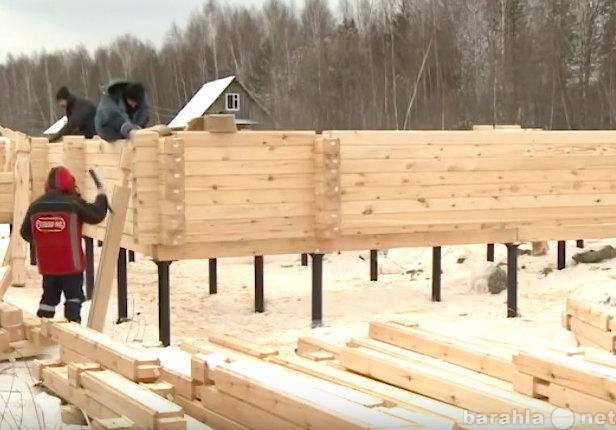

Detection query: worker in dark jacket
xmin=49 ymin=86 xmax=97 ymax=143
xmin=94 ymin=80 xmax=149 ymax=142
xmin=20 ymin=166 xmax=108 ymax=323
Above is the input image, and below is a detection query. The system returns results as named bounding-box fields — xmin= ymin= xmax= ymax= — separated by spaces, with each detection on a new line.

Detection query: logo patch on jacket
xmin=35 ymin=216 xmax=67 ymax=232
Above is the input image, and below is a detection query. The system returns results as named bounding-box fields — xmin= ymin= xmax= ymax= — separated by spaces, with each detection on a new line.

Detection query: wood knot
xmin=363 ymin=208 xmax=373 ymax=215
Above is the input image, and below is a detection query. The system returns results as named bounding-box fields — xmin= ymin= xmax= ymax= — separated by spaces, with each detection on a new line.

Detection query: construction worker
xmin=19 ymin=166 xmax=108 ymax=323
xmin=94 ymin=79 xmax=149 ymax=142
xmin=49 ymin=86 xmax=97 ymax=143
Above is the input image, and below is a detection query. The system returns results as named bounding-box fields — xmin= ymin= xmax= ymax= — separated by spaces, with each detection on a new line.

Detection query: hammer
xmin=88 ymin=168 xmax=114 ymax=214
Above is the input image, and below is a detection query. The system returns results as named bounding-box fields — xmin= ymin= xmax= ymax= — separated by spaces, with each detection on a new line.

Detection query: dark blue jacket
xmin=49 ymin=92 xmax=97 ymax=142
xmin=94 ymin=80 xmax=149 ymax=142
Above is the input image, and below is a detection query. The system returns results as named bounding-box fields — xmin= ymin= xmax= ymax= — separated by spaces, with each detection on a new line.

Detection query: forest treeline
xmin=1 ymin=0 xmax=616 ymax=134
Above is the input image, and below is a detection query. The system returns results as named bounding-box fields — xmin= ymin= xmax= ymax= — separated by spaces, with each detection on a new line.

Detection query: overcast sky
xmin=0 ymin=0 xmax=312 ymax=62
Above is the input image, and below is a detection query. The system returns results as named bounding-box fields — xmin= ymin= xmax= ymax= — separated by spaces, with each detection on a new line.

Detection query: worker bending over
xmin=20 ymin=166 xmax=108 ymax=323
xmin=95 ymin=79 xmax=149 ymax=142
xmin=49 ymin=86 xmax=97 ymax=143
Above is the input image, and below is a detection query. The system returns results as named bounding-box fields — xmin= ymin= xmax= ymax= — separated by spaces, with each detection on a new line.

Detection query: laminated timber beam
xmin=186 ymin=341 xmax=432 ymax=429
xmin=367 ymin=321 xmax=515 ymax=381
xmin=338 ymin=345 xmax=556 ymax=417
xmin=45 ymin=321 xmax=161 ymax=381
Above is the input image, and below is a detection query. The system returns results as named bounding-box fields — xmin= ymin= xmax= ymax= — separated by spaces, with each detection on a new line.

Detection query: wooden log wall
xmin=153 ymin=131 xmax=318 ymax=259
xmin=6 ymin=128 xmax=616 ymax=260
xmin=331 ymin=129 xmax=616 ymax=248
xmin=0 ymin=128 xmax=18 ymax=224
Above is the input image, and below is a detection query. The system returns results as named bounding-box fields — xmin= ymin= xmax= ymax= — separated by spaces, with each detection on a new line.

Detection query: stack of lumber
xmin=253 ymin=321 xmax=607 ymax=430
xmin=513 ymin=347 xmax=616 ymax=416
xmin=563 ymin=297 xmax=616 ymax=353
xmin=178 ymin=335 xmax=439 ymax=429
xmin=31 ymin=318 xmax=616 ymax=429
xmin=0 ymin=302 xmax=45 ymax=361
xmin=36 ymin=322 xmax=440 ymax=429
xmin=34 ymin=321 xmax=211 ymax=430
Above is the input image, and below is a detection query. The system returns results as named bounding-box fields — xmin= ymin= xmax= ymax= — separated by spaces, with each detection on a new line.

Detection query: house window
xmin=225 ymin=93 xmax=240 ymax=111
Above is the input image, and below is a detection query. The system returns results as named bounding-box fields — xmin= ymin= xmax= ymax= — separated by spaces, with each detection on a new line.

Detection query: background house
xmin=168 ymin=75 xmax=273 ymax=130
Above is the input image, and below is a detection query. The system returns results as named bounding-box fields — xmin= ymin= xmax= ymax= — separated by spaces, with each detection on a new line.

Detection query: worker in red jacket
xmin=20 ymin=166 xmax=108 ymax=323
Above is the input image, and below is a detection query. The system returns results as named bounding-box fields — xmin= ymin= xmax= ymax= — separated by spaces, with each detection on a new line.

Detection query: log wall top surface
xmin=5 ymin=127 xmax=616 ymax=259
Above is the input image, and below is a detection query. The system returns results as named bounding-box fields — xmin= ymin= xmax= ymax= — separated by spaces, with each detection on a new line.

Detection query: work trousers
xmin=37 ymin=272 xmax=85 ymax=323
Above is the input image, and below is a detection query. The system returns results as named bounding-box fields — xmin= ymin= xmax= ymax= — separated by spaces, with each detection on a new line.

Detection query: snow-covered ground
xmin=4 ymin=230 xmax=615 ymax=352
xmin=5 ymin=222 xmax=616 ymax=428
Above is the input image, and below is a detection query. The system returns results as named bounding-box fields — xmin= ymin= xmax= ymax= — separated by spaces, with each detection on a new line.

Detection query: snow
xmin=168 ymin=76 xmax=235 ymax=129
xmin=4 ymin=233 xmax=616 ymax=353
xmin=43 ymin=116 xmax=67 ymax=135
xmin=4 ymin=228 xmax=616 ymax=426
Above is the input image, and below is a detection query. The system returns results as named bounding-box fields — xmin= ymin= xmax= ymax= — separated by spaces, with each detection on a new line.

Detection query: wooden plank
xmin=184 ymin=160 xmax=313 ymax=176
xmin=91 ymin=417 xmax=136 ymax=430
xmin=152 ymin=228 xmax=519 ymax=261
xmin=341 ymin=181 xmax=616 ymax=202
xmin=297 ymin=337 xmax=342 ymax=359
xmin=68 ymin=362 xmax=103 ymax=387
xmin=174 ymin=395 xmax=251 ymax=430
xmin=32 ymin=358 xmax=64 ymax=380
xmin=343 ymin=205 xmax=616 ymax=226
xmin=340 ymin=155 xmax=616 ymax=174
xmin=367 ymin=322 xmax=514 ymax=381
xmin=546 ymin=383 xmax=616 ymax=416
xmin=513 ymin=351 xmax=616 ymax=402
xmin=182 ymin=145 xmax=314 ymax=161
xmin=182 ymin=188 xmax=314 ymax=205
xmin=0 ymin=329 xmax=9 ymax=352
xmin=341 ymin=194 xmax=616 ymax=215
xmin=159 ymin=367 xmax=197 ymax=400
xmin=141 ymin=381 xmax=175 ymax=397
xmin=339 ymin=141 xmax=616 ymax=158
xmin=0 ymin=266 xmax=11 ymax=301
xmin=327 ymin=129 xmax=616 ymax=145
xmin=191 ymin=352 xmax=227 ymax=384
xmin=375 ymin=407 xmax=455 ymax=430
xmin=48 ymin=322 xmax=161 ymax=382
xmin=0 ymin=339 xmax=40 ymax=362
xmin=186 ymin=341 xmax=386 ymax=409
xmin=339 ymin=346 xmax=555 ymax=416
xmin=568 ymin=316 xmax=615 ymax=352
xmin=185 ymin=202 xmax=313 ymax=221
xmin=87 ymin=143 xmax=132 ymax=332
xmin=207 ymin=334 xmax=279 ymax=359
xmin=565 ymin=298 xmax=613 ymax=331
xmin=348 ymin=337 xmax=511 ymax=391
xmin=0 ymin=302 xmax=23 ymax=327
xmin=80 ymin=369 xmax=186 ymax=430
xmin=41 ymin=366 xmax=118 ymax=420
xmin=183 ymin=216 xmax=313 ymax=242
xmin=176 ymin=131 xmax=316 ymax=147
xmin=340 ymin=168 xmax=616 ymax=187
xmin=10 ymin=134 xmax=30 ymax=287
xmin=196 ymin=385 xmax=304 ymax=430
xmin=150 ymin=173 xmax=314 ymax=190
xmin=303 ymin=351 xmax=336 ymax=361
xmin=208 ymin=359 xmax=418 ymax=429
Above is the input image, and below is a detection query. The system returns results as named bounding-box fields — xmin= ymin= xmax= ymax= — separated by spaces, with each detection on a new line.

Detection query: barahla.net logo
xmin=463 ymin=407 xmax=616 ymax=428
